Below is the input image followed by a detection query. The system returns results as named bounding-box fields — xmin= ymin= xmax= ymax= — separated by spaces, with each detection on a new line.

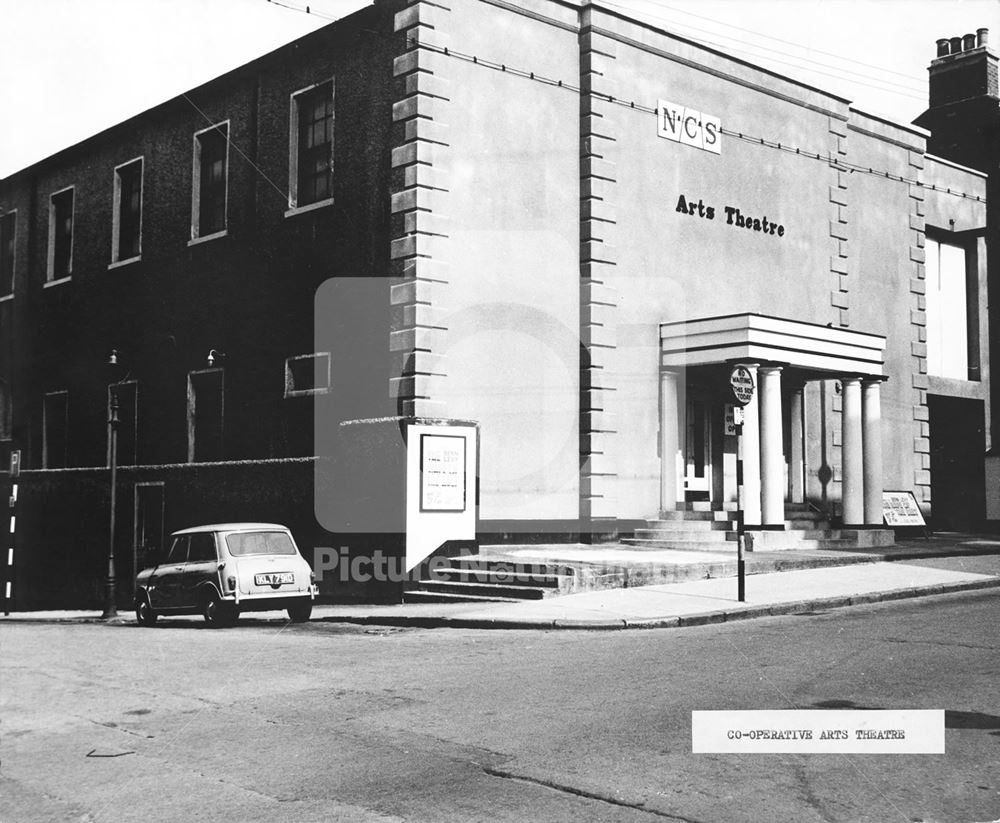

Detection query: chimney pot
xmin=977 ymin=28 xmax=989 ymax=48
xmin=936 ymin=38 xmax=951 ymax=56
xmin=949 ymin=36 xmax=963 ymax=53
xmin=962 ymin=33 xmax=976 ymax=51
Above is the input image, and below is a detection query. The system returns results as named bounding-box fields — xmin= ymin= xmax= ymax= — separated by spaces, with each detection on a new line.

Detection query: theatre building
xmin=0 ymin=0 xmax=992 ymax=608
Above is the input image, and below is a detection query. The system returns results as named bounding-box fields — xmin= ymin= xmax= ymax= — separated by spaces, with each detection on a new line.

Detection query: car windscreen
xmin=225 ymin=531 xmax=297 ymax=557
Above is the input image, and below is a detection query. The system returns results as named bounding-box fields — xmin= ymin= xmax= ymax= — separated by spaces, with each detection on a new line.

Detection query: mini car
xmin=134 ymin=523 xmax=316 ymax=627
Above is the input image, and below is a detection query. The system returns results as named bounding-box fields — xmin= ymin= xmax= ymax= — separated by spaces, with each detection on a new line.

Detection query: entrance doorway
xmin=928 ymin=395 xmax=985 ymax=530
xmin=134 ymin=482 xmax=165 ymax=587
xmin=684 ymin=393 xmax=712 ymax=499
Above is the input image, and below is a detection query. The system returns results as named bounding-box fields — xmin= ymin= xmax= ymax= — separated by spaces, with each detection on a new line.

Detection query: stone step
xmin=678 ymin=501 xmax=738 ymax=512
xmin=836 ymin=529 xmax=897 ymax=548
xmin=402 ymin=590 xmax=525 ymax=604
xmin=620 ymin=538 xmax=735 ymax=552
xmin=451 ymin=555 xmax=576 ymax=577
xmin=786 ymin=518 xmax=831 ymax=529
xmin=645 ymin=519 xmax=733 ymax=531
xmin=632 ymin=528 xmax=733 ymax=542
xmin=431 ymin=567 xmax=566 ymax=587
xmin=655 ymin=510 xmax=734 ymax=523
xmin=749 ymin=527 xmax=895 ymax=551
xmin=404 ymin=580 xmax=549 ymax=600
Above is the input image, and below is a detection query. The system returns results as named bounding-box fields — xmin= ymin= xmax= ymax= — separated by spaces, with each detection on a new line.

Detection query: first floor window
xmin=193 ymin=123 xmax=228 ymax=238
xmin=187 ymin=369 xmax=224 ymax=462
xmin=1 ymin=211 xmax=15 ymax=295
xmin=43 ymin=390 xmax=68 ymax=468
xmin=290 ymin=80 xmax=334 ymax=208
xmin=48 ymin=188 xmax=74 ymax=280
xmin=113 ymin=158 xmax=143 ymax=261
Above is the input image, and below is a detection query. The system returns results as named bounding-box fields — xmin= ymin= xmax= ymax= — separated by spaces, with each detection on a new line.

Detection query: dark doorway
xmin=134 ymin=483 xmax=165 ymax=589
xmin=928 ymin=395 xmax=985 ymax=530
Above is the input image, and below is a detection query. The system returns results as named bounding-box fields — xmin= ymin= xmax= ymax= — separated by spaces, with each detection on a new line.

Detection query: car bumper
xmin=225 ymin=585 xmax=317 ymax=611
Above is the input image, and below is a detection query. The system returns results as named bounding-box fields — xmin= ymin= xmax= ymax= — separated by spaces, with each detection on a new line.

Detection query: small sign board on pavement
xmin=882 ymin=490 xmax=926 ymax=527
xmin=730 ymin=366 xmax=755 ymax=406
xmin=9 ymin=450 xmax=19 ymax=479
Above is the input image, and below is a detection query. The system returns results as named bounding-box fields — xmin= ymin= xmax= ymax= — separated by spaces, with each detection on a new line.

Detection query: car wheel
xmin=135 ymin=598 xmax=158 ymax=627
xmin=203 ymin=592 xmax=238 ymax=627
xmin=287 ymin=601 xmax=312 ymax=623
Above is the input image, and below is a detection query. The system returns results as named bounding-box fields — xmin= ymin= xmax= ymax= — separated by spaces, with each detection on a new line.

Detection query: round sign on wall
xmin=730 ymin=366 xmax=755 ymax=406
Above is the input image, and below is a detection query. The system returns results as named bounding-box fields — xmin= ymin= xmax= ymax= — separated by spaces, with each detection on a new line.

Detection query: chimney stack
xmin=928 ymin=27 xmax=998 ymax=108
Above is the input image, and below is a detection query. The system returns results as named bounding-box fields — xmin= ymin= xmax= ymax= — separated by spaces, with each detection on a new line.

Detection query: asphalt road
xmin=2 ymin=590 xmax=998 ymax=823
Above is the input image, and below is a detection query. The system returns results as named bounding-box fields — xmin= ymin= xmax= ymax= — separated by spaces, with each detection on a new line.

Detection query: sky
xmin=0 ymin=0 xmax=997 ymax=178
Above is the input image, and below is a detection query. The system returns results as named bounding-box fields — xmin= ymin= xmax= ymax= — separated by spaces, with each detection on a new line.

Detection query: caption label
xmin=692 ymin=710 xmax=944 ymax=753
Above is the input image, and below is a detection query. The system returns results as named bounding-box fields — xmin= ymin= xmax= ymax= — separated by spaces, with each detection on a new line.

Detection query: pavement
xmin=3 ymin=532 xmax=999 ymax=631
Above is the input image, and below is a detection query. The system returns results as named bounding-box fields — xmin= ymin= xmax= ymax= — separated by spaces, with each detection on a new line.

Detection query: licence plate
xmin=255 ymin=572 xmax=294 ymax=586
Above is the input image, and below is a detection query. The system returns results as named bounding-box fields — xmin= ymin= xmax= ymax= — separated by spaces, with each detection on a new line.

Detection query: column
xmin=740 ymin=364 xmax=762 ymax=527
xmin=862 ymin=379 xmax=884 ymax=525
xmin=841 ymin=376 xmax=864 ymax=527
xmin=789 ymin=382 xmax=805 ymax=504
xmin=758 ymin=366 xmax=785 ymax=527
xmin=659 ymin=370 xmax=681 ymax=513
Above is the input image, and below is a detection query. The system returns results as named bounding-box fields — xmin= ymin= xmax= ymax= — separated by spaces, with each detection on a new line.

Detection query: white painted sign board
xmin=882 ymin=491 xmax=926 ymax=527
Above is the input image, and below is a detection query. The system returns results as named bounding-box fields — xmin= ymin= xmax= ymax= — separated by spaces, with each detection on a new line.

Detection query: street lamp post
xmin=101 ymin=352 xmax=121 ymax=619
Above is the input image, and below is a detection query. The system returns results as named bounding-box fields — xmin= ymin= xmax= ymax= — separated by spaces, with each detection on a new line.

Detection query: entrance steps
xmin=403 ymin=555 xmax=574 ymax=604
xmin=403 ymin=540 xmax=888 ymax=603
xmin=402 ymin=503 xmax=894 ymax=603
xmin=622 ymin=503 xmax=894 ymax=552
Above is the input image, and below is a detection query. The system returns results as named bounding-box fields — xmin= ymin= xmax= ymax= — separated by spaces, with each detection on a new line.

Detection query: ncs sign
xmin=657 ymin=99 xmax=721 ymax=155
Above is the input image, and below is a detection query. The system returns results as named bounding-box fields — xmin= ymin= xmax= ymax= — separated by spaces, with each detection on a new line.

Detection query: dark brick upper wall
xmin=0 ymin=3 xmax=399 ymax=472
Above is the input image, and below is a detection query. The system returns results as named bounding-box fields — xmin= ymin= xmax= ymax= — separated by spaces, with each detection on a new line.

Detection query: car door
xmin=176 ymin=532 xmax=221 ymax=609
xmin=148 ymin=536 xmax=188 ymax=610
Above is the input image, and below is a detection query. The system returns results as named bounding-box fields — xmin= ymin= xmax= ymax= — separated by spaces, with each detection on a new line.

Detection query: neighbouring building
xmin=0 ymin=1 xmax=991 ymax=609
xmin=914 ymin=28 xmax=1000 ymax=525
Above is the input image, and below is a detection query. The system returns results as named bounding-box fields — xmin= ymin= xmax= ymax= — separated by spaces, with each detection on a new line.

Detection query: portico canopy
xmin=660 ymin=313 xmax=887 ymax=378
xmin=658 ymin=313 xmax=887 ymax=529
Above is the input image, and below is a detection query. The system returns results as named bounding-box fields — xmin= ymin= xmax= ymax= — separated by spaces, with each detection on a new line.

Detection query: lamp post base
xmin=101 ymin=576 xmax=118 ymax=619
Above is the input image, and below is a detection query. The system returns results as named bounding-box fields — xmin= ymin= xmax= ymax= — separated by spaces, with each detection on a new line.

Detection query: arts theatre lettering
xmin=675 ymin=194 xmax=785 ymax=238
